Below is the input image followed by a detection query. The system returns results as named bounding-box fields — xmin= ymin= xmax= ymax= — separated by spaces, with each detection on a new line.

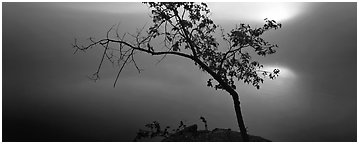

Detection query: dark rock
xmin=162 ymin=124 xmax=271 ymax=142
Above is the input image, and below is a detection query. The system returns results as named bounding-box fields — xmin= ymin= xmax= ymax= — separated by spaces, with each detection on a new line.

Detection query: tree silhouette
xmin=73 ymin=2 xmax=281 ymax=142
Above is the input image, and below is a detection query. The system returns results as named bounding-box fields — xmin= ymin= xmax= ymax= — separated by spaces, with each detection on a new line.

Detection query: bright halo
xmin=209 ymin=2 xmax=306 ymax=22
xmin=260 ymin=65 xmax=296 ymax=79
xmin=257 ymin=3 xmax=296 ymax=22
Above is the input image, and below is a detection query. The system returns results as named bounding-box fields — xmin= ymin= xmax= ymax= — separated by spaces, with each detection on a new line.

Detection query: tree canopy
xmin=74 ymin=2 xmax=281 ymax=89
xmin=73 ymin=2 xmax=282 ymax=142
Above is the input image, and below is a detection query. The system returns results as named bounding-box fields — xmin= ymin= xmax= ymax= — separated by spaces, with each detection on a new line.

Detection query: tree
xmin=73 ymin=2 xmax=281 ymax=142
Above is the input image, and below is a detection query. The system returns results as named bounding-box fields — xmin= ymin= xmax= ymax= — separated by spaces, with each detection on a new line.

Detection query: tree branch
xmin=173 ymin=9 xmax=198 ymax=59
xmin=114 ymin=51 xmax=131 ymax=87
xmin=106 ymin=39 xmax=194 ymax=59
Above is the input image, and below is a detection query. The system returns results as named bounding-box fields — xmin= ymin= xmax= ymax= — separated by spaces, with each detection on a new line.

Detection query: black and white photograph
xmin=2 ymin=2 xmax=357 ymax=142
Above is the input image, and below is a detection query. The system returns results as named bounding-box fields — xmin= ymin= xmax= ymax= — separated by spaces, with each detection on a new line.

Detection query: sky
xmin=2 ymin=2 xmax=357 ymax=142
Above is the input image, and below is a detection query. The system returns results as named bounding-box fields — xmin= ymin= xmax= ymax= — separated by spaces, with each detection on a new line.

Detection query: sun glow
xmin=257 ymin=3 xmax=297 ymax=22
xmin=261 ymin=65 xmax=296 ymax=79
xmin=209 ymin=2 xmax=306 ymax=22
xmin=251 ymin=65 xmax=297 ymax=95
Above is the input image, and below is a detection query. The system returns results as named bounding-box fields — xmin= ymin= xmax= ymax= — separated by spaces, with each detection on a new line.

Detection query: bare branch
xmin=155 ymin=53 xmax=168 ymax=65
xmin=130 ymin=50 xmax=143 ymax=73
xmin=114 ymin=53 xmax=131 ymax=87
xmin=105 ymin=39 xmax=193 ymax=59
xmin=115 ymin=22 xmax=121 ymax=39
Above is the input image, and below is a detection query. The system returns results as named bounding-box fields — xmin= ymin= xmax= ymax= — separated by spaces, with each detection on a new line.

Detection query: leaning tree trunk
xmin=229 ymin=90 xmax=249 ymax=142
xmin=220 ymin=82 xmax=249 ymax=142
xmin=193 ymin=59 xmax=250 ymax=142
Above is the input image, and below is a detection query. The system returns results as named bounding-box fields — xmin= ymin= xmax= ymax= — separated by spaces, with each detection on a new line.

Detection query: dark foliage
xmin=133 ymin=120 xmax=183 ymax=141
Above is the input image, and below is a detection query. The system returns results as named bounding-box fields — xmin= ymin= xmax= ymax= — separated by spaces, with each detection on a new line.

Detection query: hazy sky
xmin=3 ymin=2 xmax=356 ymax=142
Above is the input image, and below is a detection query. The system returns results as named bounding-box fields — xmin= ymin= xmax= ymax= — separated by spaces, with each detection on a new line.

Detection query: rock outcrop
xmin=162 ymin=124 xmax=271 ymax=142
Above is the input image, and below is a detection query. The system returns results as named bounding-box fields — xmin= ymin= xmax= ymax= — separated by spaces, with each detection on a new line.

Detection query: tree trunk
xmin=192 ymin=58 xmax=249 ymax=141
xmin=229 ymin=91 xmax=249 ymax=142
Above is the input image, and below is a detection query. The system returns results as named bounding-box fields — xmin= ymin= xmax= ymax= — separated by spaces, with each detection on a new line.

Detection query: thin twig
xmin=114 ymin=54 xmax=131 ymax=87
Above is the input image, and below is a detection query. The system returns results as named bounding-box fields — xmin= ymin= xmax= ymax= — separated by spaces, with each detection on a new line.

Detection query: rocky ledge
xmin=162 ymin=124 xmax=271 ymax=142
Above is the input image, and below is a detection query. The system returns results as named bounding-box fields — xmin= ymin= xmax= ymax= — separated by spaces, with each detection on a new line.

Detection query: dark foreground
xmin=162 ymin=124 xmax=271 ymax=142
